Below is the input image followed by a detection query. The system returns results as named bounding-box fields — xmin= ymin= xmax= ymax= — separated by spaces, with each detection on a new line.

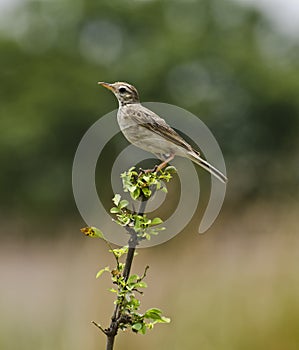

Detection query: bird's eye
xmin=119 ymin=87 xmax=127 ymax=93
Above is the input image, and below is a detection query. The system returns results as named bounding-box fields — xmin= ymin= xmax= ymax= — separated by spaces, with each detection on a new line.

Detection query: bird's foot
xmin=138 ymin=166 xmax=158 ymax=176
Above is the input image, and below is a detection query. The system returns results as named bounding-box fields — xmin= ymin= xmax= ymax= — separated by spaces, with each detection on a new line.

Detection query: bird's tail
xmin=187 ymin=151 xmax=228 ymax=184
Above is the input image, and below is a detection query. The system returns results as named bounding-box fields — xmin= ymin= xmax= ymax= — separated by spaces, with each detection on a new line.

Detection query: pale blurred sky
xmin=0 ymin=0 xmax=298 ymax=37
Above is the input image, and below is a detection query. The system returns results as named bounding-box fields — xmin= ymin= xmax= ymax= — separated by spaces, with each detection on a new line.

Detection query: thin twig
xmin=138 ymin=265 xmax=149 ymax=282
xmin=105 ymin=241 xmax=120 ymax=266
xmin=105 ymin=195 xmax=148 ymax=350
xmin=92 ymin=321 xmax=107 ymax=335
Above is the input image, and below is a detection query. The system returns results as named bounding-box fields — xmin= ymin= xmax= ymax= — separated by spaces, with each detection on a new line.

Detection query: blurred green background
xmin=1 ymin=0 xmax=299 ymax=349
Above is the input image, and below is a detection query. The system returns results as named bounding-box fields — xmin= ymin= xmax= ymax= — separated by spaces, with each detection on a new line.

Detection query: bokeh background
xmin=1 ymin=0 xmax=299 ymax=349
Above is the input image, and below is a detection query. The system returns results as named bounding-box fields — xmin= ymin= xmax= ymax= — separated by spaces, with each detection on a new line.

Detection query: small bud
xmin=111 ymin=269 xmax=120 ymax=277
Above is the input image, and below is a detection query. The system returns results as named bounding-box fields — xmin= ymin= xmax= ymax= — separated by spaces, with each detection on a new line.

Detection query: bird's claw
xmin=153 ymin=165 xmax=159 ymax=173
xmin=138 ymin=166 xmax=158 ymax=176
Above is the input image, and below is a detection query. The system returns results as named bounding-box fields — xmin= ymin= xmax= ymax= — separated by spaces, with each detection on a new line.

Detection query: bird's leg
xmin=139 ymin=154 xmax=174 ymax=175
xmin=154 ymin=154 xmax=175 ymax=173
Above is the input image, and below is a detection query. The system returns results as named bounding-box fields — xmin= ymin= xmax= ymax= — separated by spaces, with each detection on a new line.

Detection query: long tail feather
xmin=188 ymin=152 xmax=228 ymax=184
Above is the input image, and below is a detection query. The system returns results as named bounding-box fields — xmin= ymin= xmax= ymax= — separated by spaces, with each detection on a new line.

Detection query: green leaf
xmin=144 ymin=308 xmax=166 ymax=320
xmin=132 ymin=323 xmax=143 ymax=331
xmin=119 ymin=199 xmax=129 ymax=209
xmin=140 ymin=324 xmax=147 ymax=334
xmin=110 ymin=207 xmax=120 ymax=213
xmin=136 ymin=281 xmax=147 ymax=288
xmin=151 ymin=217 xmax=163 ymax=225
xmin=133 ymin=217 xmax=142 ymax=231
xmin=148 ymin=228 xmax=162 ymax=235
xmin=160 ymin=316 xmax=171 ymax=323
xmin=117 ymin=215 xmax=131 ymax=226
xmin=143 ymin=216 xmax=151 ymax=225
xmin=142 ymin=175 xmax=150 ymax=182
xmin=145 ymin=233 xmax=151 ymax=240
xmin=165 ymin=166 xmax=177 ymax=173
xmin=132 ymin=187 xmax=140 ymax=200
xmin=111 ymin=246 xmax=128 ymax=258
xmin=96 ymin=266 xmax=110 ymax=278
xmin=128 ymin=274 xmax=138 ymax=283
xmin=112 ymin=194 xmax=121 ymax=206
xmin=142 ymin=187 xmax=151 ymax=197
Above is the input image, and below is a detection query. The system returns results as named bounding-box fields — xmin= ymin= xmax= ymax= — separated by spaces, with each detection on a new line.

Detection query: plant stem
xmin=106 ymin=336 xmax=115 ymax=350
xmin=123 ymin=197 xmax=147 ymax=281
xmin=105 ymin=197 xmax=147 ymax=350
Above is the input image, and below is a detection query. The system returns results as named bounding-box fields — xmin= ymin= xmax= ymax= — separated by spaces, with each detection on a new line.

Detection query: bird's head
xmin=98 ymin=81 xmax=140 ymax=106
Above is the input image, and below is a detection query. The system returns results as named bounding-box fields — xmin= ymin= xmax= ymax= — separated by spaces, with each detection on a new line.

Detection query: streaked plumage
xmin=98 ymin=81 xmax=227 ymax=183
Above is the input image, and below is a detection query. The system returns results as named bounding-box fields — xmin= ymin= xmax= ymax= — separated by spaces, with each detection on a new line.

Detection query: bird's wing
xmin=129 ymin=106 xmax=193 ymax=152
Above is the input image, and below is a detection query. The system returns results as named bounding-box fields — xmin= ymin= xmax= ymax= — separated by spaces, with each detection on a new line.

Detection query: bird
xmin=98 ymin=81 xmax=227 ymax=183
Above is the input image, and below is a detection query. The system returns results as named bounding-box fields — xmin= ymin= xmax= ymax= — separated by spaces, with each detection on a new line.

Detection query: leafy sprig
xmin=110 ymin=193 xmax=165 ymax=241
xmin=121 ymin=166 xmax=176 ymax=200
xmin=80 ymin=166 xmax=176 ymax=346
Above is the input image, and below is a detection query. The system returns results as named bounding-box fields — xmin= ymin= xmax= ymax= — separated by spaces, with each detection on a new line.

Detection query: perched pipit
xmin=98 ymin=81 xmax=227 ymax=183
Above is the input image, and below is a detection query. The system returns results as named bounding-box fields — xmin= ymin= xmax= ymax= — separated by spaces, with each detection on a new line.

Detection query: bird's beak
xmin=98 ymin=82 xmax=115 ymax=92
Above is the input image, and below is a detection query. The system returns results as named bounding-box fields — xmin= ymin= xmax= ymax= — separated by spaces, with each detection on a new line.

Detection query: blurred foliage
xmin=1 ymin=0 xmax=299 ymax=218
